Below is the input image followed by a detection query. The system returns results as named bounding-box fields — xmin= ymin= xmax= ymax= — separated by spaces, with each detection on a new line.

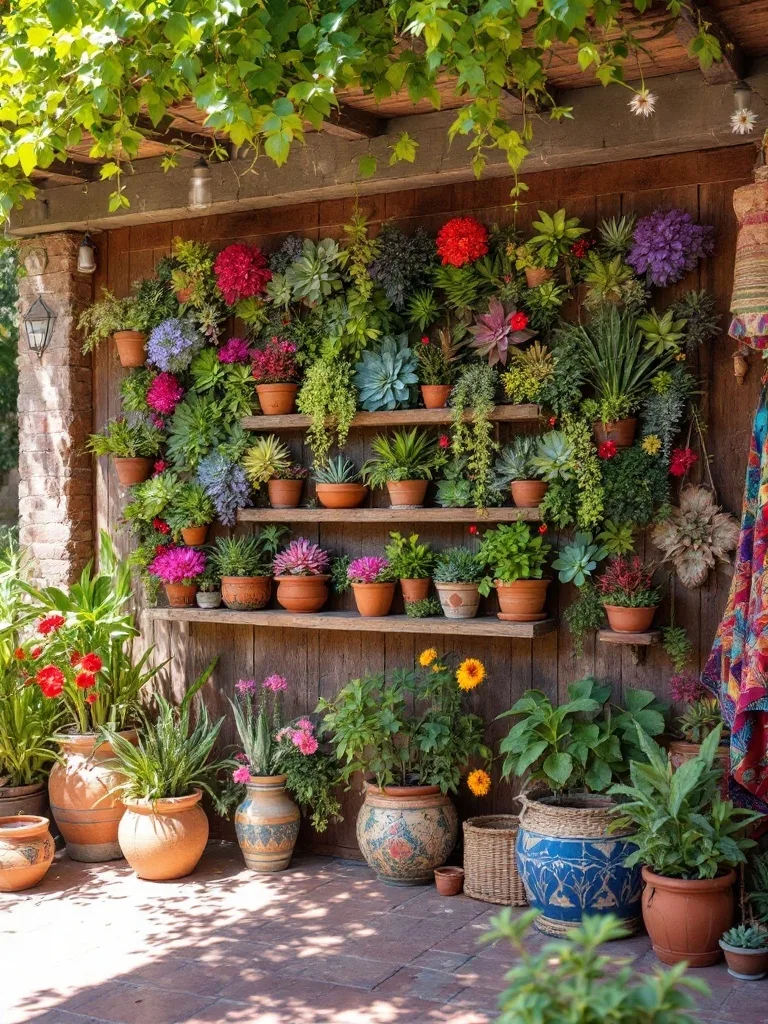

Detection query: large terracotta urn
xmin=48 ymin=731 xmax=136 ymax=862
xmin=118 ymin=790 xmax=209 ymax=881
xmin=234 ymin=775 xmax=300 ymax=872
xmin=0 ymin=815 xmax=55 ymax=892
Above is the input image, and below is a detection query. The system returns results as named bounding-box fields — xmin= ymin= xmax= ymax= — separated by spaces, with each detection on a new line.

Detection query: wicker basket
xmin=462 ymin=814 xmax=527 ymax=906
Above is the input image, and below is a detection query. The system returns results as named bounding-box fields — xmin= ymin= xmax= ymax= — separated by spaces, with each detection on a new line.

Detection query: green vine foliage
xmin=451 ymin=363 xmax=499 ymax=509
xmin=296 ymin=357 xmax=357 ymax=465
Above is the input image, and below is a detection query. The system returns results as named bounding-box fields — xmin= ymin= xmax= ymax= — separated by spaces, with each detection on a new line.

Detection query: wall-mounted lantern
xmin=23 ymin=296 xmax=56 ymax=359
xmin=188 ymin=158 xmax=212 ymax=211
xmin=77 ymin=232 xmax=96 ymax=274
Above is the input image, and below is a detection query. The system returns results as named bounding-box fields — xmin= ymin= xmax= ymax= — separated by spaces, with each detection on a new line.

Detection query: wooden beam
xmin=673 ymin=2 xmax=746 ymax=84
xmin=322 ymin=104 xmax=386 ymax=140
xmin=31 ymin=160 xmax=98 ymax=184
xmin=241 ymin=405 xmax=540 ymax=431
xmin=134 ymin=115 xmax=226 ymax=157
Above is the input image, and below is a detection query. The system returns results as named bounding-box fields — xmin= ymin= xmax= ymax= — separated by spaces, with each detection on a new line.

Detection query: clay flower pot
xmin=164 ymin=582 xmax=198 ymax=608
xmin=352 ymin=582 xmax=395 ymax=617
xmin=386 ymin=480 xmax=428 ymax=508
xmin=0 ymin=815 xmax=54 ymax=892
xmin=400 ymin=578 xmax=431 ymax=604
xmin=525 ymin=267 xmax=553 ymax=288
xmin=181 ymin=525 xmax=208 ymax=546
xmin=719 ymin=939 xmax=768 ymax=980
xmin=235 ymin=775 xmax=300 ymax=872
xmin=113 ymin=330 xmax=147 ymax=368
xmin=593 ymin=418 xmax=637 ymax=449
xmin=434 ymin=582 xmax=481 ymax=619
xmin=641 ymin=866 xmax=736 ymax=967
xmin=221 ymin=576 xmax=271 ymax=611
xmin=510 ymin=480 xmax=548 ymax=507
xmin=434 ymin=866 xmax=465 ymax=896
xmin=603 ymin=604 xmax=656 ymax=633
xmin=0 ymin=781 xmax=48 ymax=819
xmin=49 ymin=731 xmax=137 ymax=862
xmin=113 ymin=457 xmax=153 ymax=487
xmin=118 ymin=790 xmax=209 ymax=881
xmin=256 ymin=383 xmax=298 ymax=416
xmin=275 ymin=575 xmax=329 ymax=613
xmin=315 ymin=483 xmax=368 ymax=509
xmin=268 ymin=478 xmax=303 ymax=509
xmin=669 ymin=739 xmax=730 ymax=799
xmin=420 ymin=385 xmax=452 ymax=409
xmin=496 ymin=578 xmax=549 ymax=621
xmin=196 ymin=590 xmax=222 ymax=610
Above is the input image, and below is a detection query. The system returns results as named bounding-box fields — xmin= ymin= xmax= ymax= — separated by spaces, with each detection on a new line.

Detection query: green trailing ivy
xmin=296 ymin=357 xmax=357 ymax=465
xmin=451 ymin=363 xmax=499 ymax=510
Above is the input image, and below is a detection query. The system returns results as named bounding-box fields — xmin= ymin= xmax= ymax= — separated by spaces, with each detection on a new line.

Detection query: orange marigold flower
xmin=419 ymin=648 xmax=438 ymax=667
xmin=456 ymin=657 xmax=486 ymax=690
xmin=467 ymin=769 xmax=491 ymax=797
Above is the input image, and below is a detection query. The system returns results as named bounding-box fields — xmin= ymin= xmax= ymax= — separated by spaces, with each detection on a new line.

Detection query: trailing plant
xmin=313 ymin=455 xmax=360 ymax=484
xmin=596 ymin=555 xmax=660 ymax=608
xmin=296 ymin=357 xmax=357 ymax=465
xmin=433 ymin=547 xmax=485 ymax=584
xmin=242 ymin=434 xmax=292 ymax=487
xmin=354 ymin=334 xmax=418 ymax=411
xmin=451 ymin=362 xmax=499 ymax=509
xmin=477 ymin=522 xmax=551 ymax=594
xmin=540 ymin=414 xmax=603 ymax=531
xmin=405 ymin=597 xmax=443 ymax=618
xmin=211 ymin=530 xmax=286 ymax=578
xmin=361 ymin=428 xmax=440 ymax=488
xmin=119 ymin=368 xmax=155 ymax=414
xmin=564 ymin=584 xmax=605 ymax=657
xmin=86 ymin=417 xmax=163 ymax=459
xmin=273 ymin=538 xmax=330 ymax=577
xmin=384 ymin=533 xmax=435 ymax=580
xmin=552 ymin=532 xmax=607 ymax=586
xmin=79 ymin=281 xmax=176 ymax=354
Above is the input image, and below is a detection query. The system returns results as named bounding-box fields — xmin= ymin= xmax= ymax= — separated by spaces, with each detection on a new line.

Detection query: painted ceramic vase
xmin=0 ymin=815 xmax=55 ymax=892
xmin=119 ymin=790 xmax=209 ymax=881
xmin=356 ymin=782 xmax=458 ymax=886
xmin=235 ymin=775 xmax=300 ymax=872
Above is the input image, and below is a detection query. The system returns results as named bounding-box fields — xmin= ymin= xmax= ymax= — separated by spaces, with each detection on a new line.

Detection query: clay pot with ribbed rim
xmin=0 ymin=815 xmax=55 ymax=892
xmin=256 ymin=383 xmax=298 ymax=416
xmin=593 ymin=418 xmax=637 ymax=449
xmin=113 ymin=331 xmax=147 ymax=368
xmin=641 ymin=866 xmax=736 ymax=967
xmin=434 ymin=582 xmax=481 ymax=619
xmin=525 ymin=267 xmax=553 ymax=288
xmin=495 ymin=578 xmax=549 ymax=621
xmin=400 ymin=578 xmax=431 ymax=604
xmin=510 ymin=480 xmax=548 ymax=507
xmin=386 ymin=480 xmax=428 ymax=508
xmin=118 ymin=789 xmax=209 ymax=881
xmin=352 ymin=582 xmax=395 ymax=617
xmin=235 ymin=775 xmax=300 ymax=872
xmin=356 ymin=782 xmax=458 ymax=886
xmin=603 ymin=604 xmax=657 ymax=633
xmin=268 ymin=478 xmax=303 ymax=509
xmin=221 ymin=576 xmax=271 ymax=611
xmin=113 ymin=457 xmax=153 ymax=486
xmin=275 ymin=574 xmax=329 ymax=613
xmin=0 ymin=781 xmax=48 ymax=819
xmin=420 ymin=385 xmax=452 ymax=409
xmin=48 ymin=731 xmax=137 ymax=862
xmin=164 ymin=583 xmax=198 ymax=608
xmin=181 ymin=525 xmax=208 ymax=546
xmin=315 ymin=483 xmax=368 ymax=509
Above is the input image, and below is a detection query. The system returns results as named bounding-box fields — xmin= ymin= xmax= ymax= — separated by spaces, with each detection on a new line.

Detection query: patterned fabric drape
xmin=729 ymin=174 xmax=768 ymax=351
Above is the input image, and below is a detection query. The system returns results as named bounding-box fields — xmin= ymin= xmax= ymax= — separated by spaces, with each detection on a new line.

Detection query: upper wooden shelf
xmin=237 ymin=506 xmax=541 ymax=524
xmin=241 ymin=405 xmax=541 ymax=431
xmin=598 ymin=629 xmax=662 ymax=646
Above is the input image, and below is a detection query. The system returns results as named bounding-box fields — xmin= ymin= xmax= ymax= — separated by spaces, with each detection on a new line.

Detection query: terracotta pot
xmin=420 ymin=385 xmax=452 ymax=409
xmin=401 ymin=578 xmax=431 ymax=604
xmin=603 ymin=604 xmax=656 ymax=633
xmin=113 ymin=330 xmax=147 ymax=368
xmin=352 ymin=582 xmax=395 ymax=617
xmin=181 ymin=525 xmax=208 ymax=546
xmin=0 ymin=781 xmax=48 ymax=819
xmin=49 ymin=731 xmax=137 ymax=862
xmin=268 ymin=478 xmax=303 ymax=509
xmin=525 ymin=267 xmax=553 ymax=288
xmin=165 ymin=582 xmax=197 ymax=608
xmin=357 ymin=782 xmax=458 ymax=885
xmin=434 ymin=581 xmax=481 ymax=619
xmin=315 ymin=483 xmax=368 ymax=509
xmin=720 ymin=940 xmax=768 ymax=980
xmin=221 ymin=576 xmax=271 ymax=611
xmin=196 ymin=591 xmax=222 ymax=610
xmin=235 ymin=775 xmax=300 ymax=872
xmin=0 ymin=815 xmax=54 ymax=892
xmin=113 ymin=457 xmax=153 ymax=486
xmin=641 ymin=866 xmax=736 ymax=967
xmin=510 ymin=480 xmax=549 ymax=507
xmin=386 ymin=480 xmax=428 ymax=508
xmin=495 ymin=579 xmax=549 ymax=621
xmin=435 ymin=866 xmax=464 ymax=896
xmin=118 ymin=790 xmax=209 ymax=881
xmin=275 ymin=575 xmax=329 ymax=613
xmin=256 ymin=383 xmax=298 ymax=416
xmin=669 ymin=740 xmax=730 ymax=800
xmin=593 ymin=418 xmax=637 ymax=449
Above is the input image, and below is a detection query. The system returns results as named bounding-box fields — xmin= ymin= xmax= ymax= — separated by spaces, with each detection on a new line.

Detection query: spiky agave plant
xmin=313 ymin=456 xmax=360 ymax=484
xmin=242 ymin=434 xmax=292 ymax=486
xmin=361 ymin=428 xmax=440 ymax=488
xmin=597 ymin=214 xmax=637 ymax=258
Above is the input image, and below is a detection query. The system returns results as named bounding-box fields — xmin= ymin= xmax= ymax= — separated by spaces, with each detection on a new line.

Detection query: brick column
xmin=17 ymin=233 xmax=94 ymax=587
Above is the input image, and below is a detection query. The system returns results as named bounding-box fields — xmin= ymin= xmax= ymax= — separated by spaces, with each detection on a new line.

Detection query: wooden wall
xmin=92 ymin=144 xmax=760 ymax=857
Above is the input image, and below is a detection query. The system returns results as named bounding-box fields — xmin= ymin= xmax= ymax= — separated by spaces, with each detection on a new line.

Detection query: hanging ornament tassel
xmin=733 ymin=346 xmax=749 ymax=385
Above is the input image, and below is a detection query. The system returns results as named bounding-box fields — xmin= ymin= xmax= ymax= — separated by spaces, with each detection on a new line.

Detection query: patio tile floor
xmin=2 ymin=844 xmax=767 ymax=1024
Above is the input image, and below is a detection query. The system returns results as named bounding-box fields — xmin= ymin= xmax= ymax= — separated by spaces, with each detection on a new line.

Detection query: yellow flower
xmin=467 ymin=769 xmax=492 ymax=797
xmin=456 ymin=657 xmax=486 ymax=690
xmin=419 ymin=648 xmax=438 ymax=667
xmin=641 ymin=434 xmax=662 ymax=456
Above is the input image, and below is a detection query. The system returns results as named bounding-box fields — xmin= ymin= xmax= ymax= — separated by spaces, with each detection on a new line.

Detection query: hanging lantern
xmin=77 ymin=232 xmax=96 ymax=274
xmin=22 ymin=296 xmax=56 ymax=359
xmin=733 ymin=80 xmax=753 ymax=112
xmin=188 ymin=159 xmax=212 ymax=211
xmin=729 ymin=166 xmax=768 ymax=352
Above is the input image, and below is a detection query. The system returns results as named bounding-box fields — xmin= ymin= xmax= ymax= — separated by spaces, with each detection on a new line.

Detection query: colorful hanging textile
xmin=729 ymin=172 xmax=768 ymax=351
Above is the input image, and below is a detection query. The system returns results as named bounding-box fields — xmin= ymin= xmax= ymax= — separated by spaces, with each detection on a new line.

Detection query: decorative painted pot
xmin=434 ymin=582 xmax=481 ymax=619
xmin=401 ymin=578 xmax=431 ymax=604
xmin=603 ymin=604 xmax=656 ymax=633
xmin=642 ymin=866 xmax=736 ymax=967
xmin=386 ymin=480 xmax=428 ymax=508
xmin=196 ymin=590 xmax=222 ymax=610
xmin=275 ymin=575 xmax=329 ymax=613
xmin=268 ymin=478 xmax=303 ymax=509
xmin=356 ymin=782 xmax=458 ymax=886
xmin=235 ymin=775 xmax=300 ymax=872
xmin=669 ymin=739 xmax=730 ymax=799
xmin=315 ymin=483 xmax=368 ymax=509
xmin=0 ymin=781 xmax=48 ymax=819
xmin=48 ymin=731 xmax=137 ymax=862
xmin=113 ymin=457 xmax=153 ymax=486
xmin=113 ymin=330 xmax=147 ymax=368
xmin=118 ymin=790 xmax=209 ymax=881
xmin=434 ymin=866 xmax=464 ymax=896
xmin=719 ymin=940 xmax=768 ymax=980
xmin=181 ymin=525 xmax=208 ymax=546
xmin=256 ymin=383 xmax=298 ymax=416
xmin=0 ymin=815 xmax=55 ymax=892
xmin=221 ymin=576 xmax=271 ymax=611
xmin=496 ymin=578 xmax=549 ymax=621
xmin=593 ymin=418 xmax=637 ymax=448
xmin=165 ymin=582 xmax=198 ymax=608
xmin=420 ymin=385 xmax=452 ymax=409
xmin=352 ymin=582 xmax=395 ymax=617
xmin=510 ymin=480 xmax=548 ymax=507
xmin=516 ymin=796 xmax=642 ymax=937
xmin=525 ymin=267 xmax=553 ymax=288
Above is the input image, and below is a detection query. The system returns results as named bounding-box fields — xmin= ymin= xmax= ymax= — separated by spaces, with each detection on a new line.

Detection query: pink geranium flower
xmin=293 ymin=731 xmax=319 ymax=755
xmin=295 ymin=717 xmax=314 ymax=734
xmin=263 ymin=674 xmax=288 ymax=692
xmin=233 ymin=766 xmax=251 ymax=784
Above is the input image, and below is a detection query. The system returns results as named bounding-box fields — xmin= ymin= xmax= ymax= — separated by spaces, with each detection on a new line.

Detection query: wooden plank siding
xmin=93 ymin=144 xmax=759 ymax=857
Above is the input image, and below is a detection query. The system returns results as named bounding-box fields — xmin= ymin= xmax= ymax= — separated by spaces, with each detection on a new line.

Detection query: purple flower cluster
xmin=196 ymin=451 xmax=251 ymax=526
xmin=347 ymin=556 xmax=390 ymax=584
xmin=147 ymin=318 xmax=205 ymax=374
xmin=627 ymin=209 xmax=715 ymax=287
xmin=149 ymin=545 xmax=206 ymax=584
xmin=218 ymin=337 xmax=251 ymax=364
xmin=273 ymin=538 xmax=329 ymax=577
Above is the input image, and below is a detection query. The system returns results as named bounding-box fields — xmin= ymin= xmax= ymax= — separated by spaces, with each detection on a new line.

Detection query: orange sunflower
xmin=467 ymin=769 xmax=492 ymax=797
xmin=456 ymin=657 xmax=486 ymax=690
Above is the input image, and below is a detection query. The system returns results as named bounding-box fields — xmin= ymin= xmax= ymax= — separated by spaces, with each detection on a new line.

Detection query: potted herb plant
xmin=318 ymin=651 xmax=491 ymax=885
xmin=149 ymin=545 xmax=206 ymax=607
xmin=384 ymin=532 xmax=435 ymax=604
xmin=515 ymin=244 xmax=553 ymax=289
xmin=597 ymin=555 xmax=660 ymax=633
xmin=86 ymin=417 xmax=163 ymax=486
xmin=79 ymin=279 xmax=178 ymax=368
xmin=609 ymin=725 xmax=760 ymax=966
xmin=243 ymin=434 xmax=306 ymax=509
xmin=347 ymin=556 xmax=396 ymax=617
xmin=478 ymin=522 xmax=552 ymax=621
xmin=196 ymin=564 xmax=222 ymax=610
xmin=416 ymin=333 xmax=459 ymax=409
xmin=361 ymin=428 xmax=441 ymax=509
xmin=273 ymin=537 xmax=331 ymax=613
xmin=166 ymin=481 xmax=216 ymax=546
xmin=433 ymin=547 xmax=485 ymax=619
xmin=313 ymin=456 xmax=368 ymax=509
xmin=210 ymin=529 xmax=286 ymax=611
xmin=719 ymin=925 xmax=768 ymax=980
xmin=493 ymin=436 xmax=548 ymax=508
xmin=252 ymin=336 xmax=300 ymax=415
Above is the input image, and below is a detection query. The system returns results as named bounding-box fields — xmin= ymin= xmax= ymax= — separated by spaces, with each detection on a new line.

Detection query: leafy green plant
xmin=451 ymin=362 xmax=499 ymax=509
xmin=722 ymin=924 xmax=768 ymax=949
xmin=477 ymin=522 xmax=551 ymax=593
xmin=361 ymin=428 xmax=440 ymax=488
xmin=433 ymin=547 xmax=485 ymax=584
xmin=86 ymin=417 xmax=163 ymax=459
xmin=530 ymin=430 xmax=575 ymax=482
xmin=583 ymin=254 xmax=642 ymax=310
xmin=78 ymin=282 xmax=173 ymax=354
xmin=662 ymin=624 xmax=693 ymax=672
xmin=597 ymin=520 xmax=635 ymax=555
xmin=501 ymin=341 xmax=555 ymax=403
xmin=285 ymin=238 xmax=342 ymax=305
xmin=242 ymin=434 xmax=292 ymax=487
xmin=638 ymin=308 xmax=688 ymax=356
xmin=669 ymin=290 xmax=720 ymax=352
xmin=296 ymin=357 xmax=357 ymax=465
xmin=354 ymin=334 xmax=418 ymax=411
xmin=493 ymin=436 xmax=539 ymax=486
xmin=406 ymin=289 xmax=441 ymax=332
xmin=166 ymin=393 xmax=224 ymax=471
xmin=746 ymin=852 xmax=768 ymax=924
xmin=166 ymin=482 xmax=215 ymax=532
xmin=405 ymin=596 xmax=443 ymax=618
xmin=602 ymin=445 xmax=669 ymax=527
xmin=120 ymin=368 xmax=155 ymax=413
xmin=564 ymin=583 xmax=605 ymax=656
xmin=525 ymin=280 xmax=568 ymax=331
xmin=679 ymin=697 xmax=721 ymax=743
xmin=597 ymin=215 xmax=637 ymax=258
xmin=552 ymin=532 xmax=607 ymax=586
xmin=198 ymin=563 xmax=221 ymax=593
xmin=416 ymin=330 xmax=463 ymax=386
xmin=529 ymin=209 xmax=588 ymax=269
xmin=435 ymin=456 xmax=474 ymax=508
xmin=384 ymin=532 xmax=435 ymax=580
xmin=210 ymin=529 xmax=286 ymax=578
xmin=313 ymin=456 xmax=360 ymax=484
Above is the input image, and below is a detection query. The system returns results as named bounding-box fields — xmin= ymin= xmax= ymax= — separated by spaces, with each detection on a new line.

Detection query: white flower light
xmin=731 ymin=109 xmax=758 ymax=135
xmin=628 ymin=89 xmax=657 ymax=118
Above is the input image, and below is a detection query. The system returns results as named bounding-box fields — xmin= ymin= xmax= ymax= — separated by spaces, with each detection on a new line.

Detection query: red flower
xmin=152 ymin=518 xmax=171 ymax=535
xmin=13 ymin=647 xmax=25 ymax=661
xmin=468 ymin=525 xmax=479 ymax=536
xmin=421 ymin=335 xmax=430 ymax=346
xmin=86 ymin=693 xmax=99 ymax=705
xmin=38 ymin=614 xmax=65 ymax=636
xmin=69 ymin=651 xmax=82 ymax=666
xmin=79 ymin=652 xmax=103 ymax=674
xmin=155 ymin=543 xmax=169 ymax=556
xmin=435 ymin=217 xmax=489 ymax=267
xmin=438 ymin=434 xmax=450 ymax=449
xmin=570 ymin=238 xmax=591 ymax=258
xmin=153 ymin=459 xmax=168 ymax=475
xmin=31 ymin=646 xmax=42 ymax=660
xmin=214 ymin=243 xmax=272 ymax=305
xmin=252 ymin=337 xmax=299 ymax=386
xmin=598 ymin=441 xmax=618 ymax=460
xmin=509 ymin=311 xmax=529 ymax=331
xmin=75 ymin=671 xmax=96 ymax=690
xmin=669 ymin=447 xmax=698 ymax=477
xmin=548 ymin=416 xmax=557 ymax=428
xmin=36 ymin=665 xmax=64 ymax=699
xmin=538 ymin=523 xmax=548 ymax=535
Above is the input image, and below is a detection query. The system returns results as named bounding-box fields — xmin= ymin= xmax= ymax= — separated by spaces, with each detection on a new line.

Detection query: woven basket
xmin=462 ymin=815 xmax=527 ymax=906
xmin=518 ymin=794 xmax=633 ymax=839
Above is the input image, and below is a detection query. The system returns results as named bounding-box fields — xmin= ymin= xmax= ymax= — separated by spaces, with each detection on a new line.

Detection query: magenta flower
xmin=295 ymin=717 xmax=314 ymax=734
xmin=670 ymin=671 xmax=707 ymax=705
xmin=234 ymin=752 xmax=249 ymax=762
xmin=263 ymin=673 xmax=288 ymax=692
xmin=347 ymin=556 xmax=390 ymax=584
xmin=273 ymin=538 xmax=330 ymax=577
xmin=218 ymin=337 xmax=251 ymax=364
xmin=235 ymin=678 xmax=257 ymax=694
xmin=149 ymin=546 xmax=206 ymax=585
xmin=232 ymin=766 xmax=251 ymax=784
xmin=146 ymin=372 xmax=184 ymax=416
xmin=293 ymin=731 xmax=319 ymax=755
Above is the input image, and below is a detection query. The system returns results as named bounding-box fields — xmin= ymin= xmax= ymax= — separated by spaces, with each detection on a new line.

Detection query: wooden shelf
xmin=147 ymin=607 xmax=556 ymax=639
xmin=237 ymin=506 xmax=541 ymax=524
xmin=598 ymin=629 xmax=662 ymax=646
xmin=241 ymin=405 xmax=541 ymax=431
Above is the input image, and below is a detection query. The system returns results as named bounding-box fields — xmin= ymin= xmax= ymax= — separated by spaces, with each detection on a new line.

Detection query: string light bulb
xmin=188 ymin=158 xmax=212 ymax=211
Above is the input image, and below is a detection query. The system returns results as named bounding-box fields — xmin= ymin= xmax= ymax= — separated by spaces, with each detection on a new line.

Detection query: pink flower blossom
xmin=295 ymin=717 xmax=314 ymax=734
xmin=146 ymin=372 xmax=184 ymax=415
xmin=218 ymin=337 xmax=251 ymax=364
xmin=235 ymin=678 xmax=257 ymax=694
xmin=670 ymin=671 xmax=707 ymax=705
xmin=149 ymin=545 xmax=206 ymax=585
xmin=347 ymin=556 xmax=390 ymax=584
xmin=263 ymin=673 xmax=288 ymax=692
xmin=234 ymin=752 xmax=249 ymax=762
xmin=275 ymin=727 xmax=293 ymax=742
xmin=293 ymin=731 xmax=319 ymax=755
xmin=233 ymin=766 xmax=251 ymax=784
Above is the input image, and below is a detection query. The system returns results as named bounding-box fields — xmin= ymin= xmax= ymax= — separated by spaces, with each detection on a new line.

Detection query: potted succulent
xmin=273 ymin=538 xmax=331 ymax=613
xmin=318 ymin=651 xmax=491 ymax=884
xmin=493 ymin=436 xmax=548 ymax=508
xmin=478 ymin=522 xmax=552 ymax=621
xmin=361 ymin=428 xmax=441 ymax=508
xmin=719 ymin=924 xmax=768 ymax=980
xmin=667 ymin=674 xmax=729 ymax=795
xmin=528 ymin=208 xmax=588 ymax=283
xmin=597 ymin=555 xmax=660 ymax=633
xmin=313 ymin=456 xmax=368 ymax=509
xmin=514 ymin=243 xmax=553 ymax=289
xmin=384 ymin=532 xmax=435 ymax=604
xmin=433 ymin=547 xmax=485 ymax=619
xmin=196 ymin=564 xmax=222 ymax=610
xmin=347 ymin=556 xmax=396 ymax=617
xmin=252 ymin=336 xmax=300 ymax=415
xmin=166 ymin=481 xmax=216 ymax=546
xmin=210 ymin=529 xmax=286 ymax=611
xmin=243 ymin=434 xmax=306 ymax=509
xmin=609 ymin=725 xmax=760 ymax=966
xmin=416 ymin=333 xmax=460 ymax=409
xmin=79 ymin=279 xmax=177 ymax=368
xmin=86 ymin=417 xmax=163 ymax=486
xmin=149 ymin=545 xmax=206 ymax=607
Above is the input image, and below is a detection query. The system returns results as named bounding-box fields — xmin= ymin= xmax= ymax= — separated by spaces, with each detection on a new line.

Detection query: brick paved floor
xmin=2 ymin=844 xmax=766 ymax=1024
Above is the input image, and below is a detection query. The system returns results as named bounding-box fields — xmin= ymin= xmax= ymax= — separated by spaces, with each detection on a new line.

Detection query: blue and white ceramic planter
xmin=516 ymin=796 xmax=641 ymax=936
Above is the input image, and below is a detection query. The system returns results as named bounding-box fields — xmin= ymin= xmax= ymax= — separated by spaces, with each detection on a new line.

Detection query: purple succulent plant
xmin=627 ymin=209 xmax=715 ymax=287
xmin=469 ymin=299 xmax=535 ymax=366
xmin=197 ymin=452 xmax=251 ymax=526
xmin=149 ymin=545 xmax=206 ymax=584
xmin=273 ymin=538 xmax=330 ymax=577
xmin=347 ymin=556 xmax=391 ymax=584
xmin=147 ymin=318 xmax=205 ymax=373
